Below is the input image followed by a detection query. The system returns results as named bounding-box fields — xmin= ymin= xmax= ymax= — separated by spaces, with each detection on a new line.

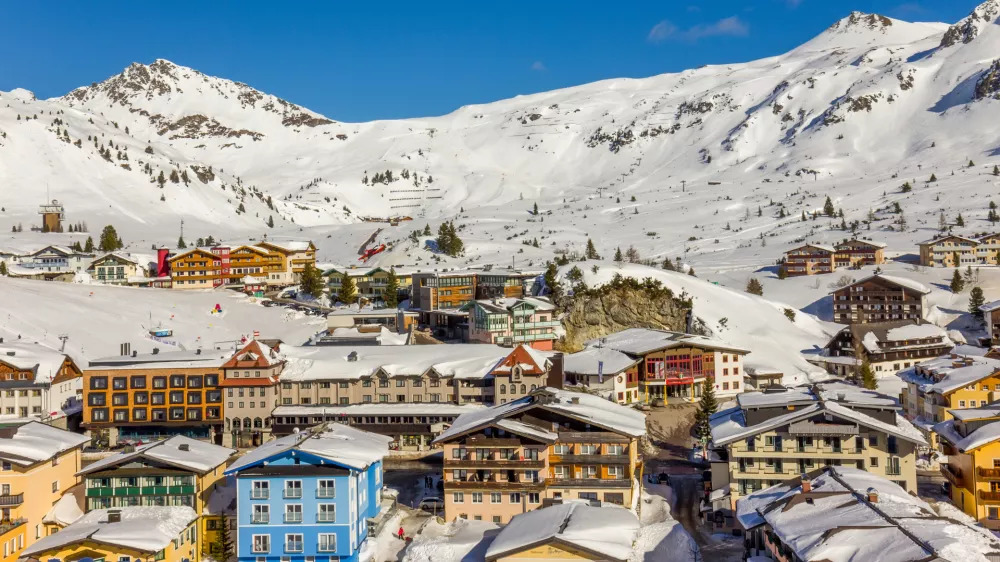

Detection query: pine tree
xmin=157 ymin=170 xmax=166 ymax=188
xmin=823 ymin=196 xmax=835 ymax=216
xmin=423 ymin=224 xmax=431 ymax=236
xmin=84 ymin=236 xmax=94 ymax=253
xmin=693 ymin=378 xmax=718 ymax=442
xmin=237 ymin=202 xmax=245 ymax=214
xmin=745 ymin=278 xmax=763 ymax=296
xmin=970 ymin=286 xmax=986 ymax=320
xmin=993 ymin=165 xmax=999 ymax=176
xmin=177 ymin=236 xmax=187 ymax=249
xmin=585 ymin=239 xmax=600 ymax=260
xmin=384 ymin=268 xmax=400 ymax=308
xmin=956 ymin=213 xmax=965 ymax=227
xmin=901 ymin=181 xmax=912 ymax=193
xmin=969 ymin=159 xmax=976 ymax=168
xmin=299 ymin=263 xmax=324 ymax=298
xmin=169 ymin=170 xmax=179 ymax=184
xmin=859 ymin=358 xmax=877 ymax=390
xmin=98 ymin=226 xmax=122 ymax=252
xmin=337 ymin=272 xmax=357 ymax=304
xmin=801 ymin=211 xmax=807 ymax=221
xmin=0 ymin=262 xmax=7 ymax=276
xmin=777 ymin=266 xmax=788 ymax=280
xmin=661 ymin=257 xmax=675 ymax=271
xmin=613 ymin=247 xmax=624 ymax=263
xmin=196 ymin=238 xmax=205 ymax=247
xmin=929 ymin=173 xmax=937 ymax=182
xmin=208 ymin=513 xmax=235 ymax=562
xmin=951 ymin=269 xmax=965 ymax=293
xmin=544 ymin=262 xmax=563 ymax=303
xmin=532 ymin=202 xmax=538 ymax=215
xmin=267 ymin=215 xmax=274 ymax=228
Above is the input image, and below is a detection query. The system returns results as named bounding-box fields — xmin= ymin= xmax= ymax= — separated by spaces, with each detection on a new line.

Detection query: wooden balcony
xmin=941 ymin=464 xmax=962 ymax=487
xmin=980 ymin=467 xmax=1000 ymax=480
xmin=0 ymin=494 xmax=23 ymax=507
xmin=550 ymin=454 xmax=629 ymax=465
xmin=547 ymin=478 xmax=631 ymax=489
xmin=979 ymin=490 xmax=1000 ymax=503
xmin=444 ymin=458 xmax=544 ymax=469
xmin=444 ymin=480 xmax=545 ymax=491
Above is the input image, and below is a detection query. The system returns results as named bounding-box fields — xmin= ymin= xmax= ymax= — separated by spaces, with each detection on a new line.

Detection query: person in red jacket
xmin=398 ymin=526 xmax=405 ymax=540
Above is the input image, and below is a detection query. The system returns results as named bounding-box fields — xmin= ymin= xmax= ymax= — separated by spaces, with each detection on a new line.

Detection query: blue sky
xmin=0 ymin=0 xmax=971 ymax=122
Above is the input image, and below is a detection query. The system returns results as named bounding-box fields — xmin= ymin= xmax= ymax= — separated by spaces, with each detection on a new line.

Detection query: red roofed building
xmin=492 ymin=345 xmax=563 ymax=404
xmin=220 ymin=339 xmax=285 ymax=448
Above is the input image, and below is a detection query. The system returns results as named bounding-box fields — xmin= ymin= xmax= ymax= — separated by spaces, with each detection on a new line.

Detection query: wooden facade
xmin=918 ymin=235 xmax=982 ymax=267
xmin=833 ymin=239 xmax=886 ymax=268
xmin=782 ymin=244 xmax=836 ymax=276
xmin=168 ymin=248 xmax=223 ymax=290
xmin=831 ymin=275 xmax=928 ymax=325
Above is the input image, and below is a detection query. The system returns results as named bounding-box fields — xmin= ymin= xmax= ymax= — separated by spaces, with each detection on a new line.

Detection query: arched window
xmin=232 ymin=418 xmax=241 ymax=429
xmin=500 ymin=384 xmax=506 ymax=395
xmin=254 ymin=417 xmax=263 ymax=428
xmin=243 ymin=417 xmax=252 ymax=429
xmin=520 ymin=384 xmax=527 ymax=394
xmin=530 ymin=384 xmax=537 ymax=391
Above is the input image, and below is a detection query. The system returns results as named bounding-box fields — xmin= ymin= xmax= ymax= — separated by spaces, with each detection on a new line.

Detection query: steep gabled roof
xmin=222 ymin=339 xmax=284 ymax=369
xmin=226 ymin=422 xmax=389 ymax=473
xmin=78 ymin=435 xmax=235 ymax=476
xmin=830 ymin=273 xmax=930 ymax=295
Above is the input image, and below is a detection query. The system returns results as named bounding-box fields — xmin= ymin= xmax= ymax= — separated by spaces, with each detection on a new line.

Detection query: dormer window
xmin=512 ymin=366 xmax=522 ymax=381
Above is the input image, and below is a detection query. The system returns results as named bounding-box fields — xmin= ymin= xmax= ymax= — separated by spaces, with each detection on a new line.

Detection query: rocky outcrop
xmin=941 ymin=0 xmax=1000 ymax=48
xmin=976 ymin=60 xmax=1000 ymax=100
xmin=558 ymin=283 xmax=693 ymax=352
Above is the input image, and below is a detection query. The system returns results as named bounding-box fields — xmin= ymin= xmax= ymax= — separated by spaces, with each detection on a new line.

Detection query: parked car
xmin=419 ymin=497 xmax=445 ymax=512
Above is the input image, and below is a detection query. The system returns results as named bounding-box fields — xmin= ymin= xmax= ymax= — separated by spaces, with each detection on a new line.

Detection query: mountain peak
xmin=830 ymin=11 xmax=894 ymax=32
xmin=941 ymin=0 xmax=1000 ymax=47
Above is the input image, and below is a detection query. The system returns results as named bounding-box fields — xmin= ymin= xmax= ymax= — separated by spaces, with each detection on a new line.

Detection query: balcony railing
xmin=980 ymin=467 xmax=1000 ymax=479
xmin=251 ymin=515 xmax=270 ymax=524
xmin=550 ymin=454 xmax=628 ymax=464
xmin=0 ymin=518 xmax=27 ymax=535
xmin=980 ymin=490 xmax=1000 ymax=503
xmin=284 ymin=513 xmax=302 ymax=523
xmin=284 ymin=488 xmax=302 ymax=499
xmin=285 ymin=541 xmax=304 ymax=553
xmin=445 ymin=458 xmax=545 ymax=469
xmin=251 ymin=490 xmax=269 ymax=500
xmin=444 ymin=479 xmax=545 ymax=491
xmin=317 ymin=489 xmax=336 ymax=498
xmin=0 ymin=494 xmax=23 ymax=507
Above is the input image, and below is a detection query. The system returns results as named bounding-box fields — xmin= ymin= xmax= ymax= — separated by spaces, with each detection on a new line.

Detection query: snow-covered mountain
xmin=4 ymin=1 xmax=1000 ymax=271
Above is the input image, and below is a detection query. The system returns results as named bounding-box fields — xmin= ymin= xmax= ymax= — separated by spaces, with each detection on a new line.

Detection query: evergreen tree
xmin=267 ymin=215 xmax=274 ymax=228
xmin=157 ymin=170 xmax=166 ymax=188
xmin=693 ymin=378 xmax=718 ymax=442
xmin=801 ymin=211 xmax=807 ymax=221
xmin=613 ymin=247 xmax=624 ymax=263
xmin=859 ymin=358 xmax=877 ymax=390
xmin=196 ymin=238 xmax=205 ymax=247
xmin=533 ymin=202 xmax=538 ymax=215
xmin=544 ymin=262 xmax=563 ymax=303
xmin=337 ymin=272 xmax=357 ymax=304
xmin=745 ymin=278 xmax=764 ymax=296
xmin=994 ymin=165 xmax=999 ymax=176
xmin=177 ymin=236 xmax=187 ymax=249
xmin=181 ymin=170 xmax=191 ymax=185
xmin=585 ymin=239 xmax=601 ymax=260
xmin=299 ymin=263 xmax=324 ymax=298
xmin=951 ymin=269 xmax=965 ymax=293
xmin=929 ymin=173 xmax=937 ymax=182
xmin=901 ymin=181 xmax=912 ymax=193
xmin=423 ymin=224 xmax=431 ymax=236
xmin=956 ymin=213 xmax=965 ymax=227
xmin=384 ymin=268 xmax=400 ymax=308
xmin=84 ymin=236 xmax=94 ymax=253
xmin=823 ymin=196 xmax=835 ymax=216
xmin=969 ymin=159 xmax=976 ymax=167
xmin=98 ymin=226 xmax=122 ymax=252
xmin=777 ymin=266 xmax=788 ymax=280
xmin=0 ymin=262 xmax=7 ymax=276
xmin=169 ymin=170 xmax=179 ymax=184
xmin=661 ymin=257 xmax=675 ymax=271
xmin=970 ymin=286 xmax=986 ymax=320
xmin=237 ymin=202 xmax=245 ymax=214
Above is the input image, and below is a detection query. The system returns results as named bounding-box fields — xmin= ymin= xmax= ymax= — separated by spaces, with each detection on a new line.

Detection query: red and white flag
xmin=253 ymin=330 xmax=260 ymax=338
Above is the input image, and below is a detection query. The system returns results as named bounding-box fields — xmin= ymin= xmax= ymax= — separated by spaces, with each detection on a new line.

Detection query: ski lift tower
xmin=39 ymin=200 xmax=65 ymax=233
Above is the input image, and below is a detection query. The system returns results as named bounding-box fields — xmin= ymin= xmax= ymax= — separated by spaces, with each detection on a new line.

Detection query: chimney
xmin=801 ymin=474 xmax=811 ymax=493
xmin=132 ymin=351 xmax=137 ymax=357
xmin=348 ymin=351 xmax=358 ymax=362
xmin=548 ymin=353 xmax=565 ymax=390
xmin=152 ymin=348 xmax=160 ymax=355
xmin=837 ymin=392 xmax=846 ymax=402
xmin=196 ymin=349 xmax=202 ymax=355
xmin=178 ymin=444 xmax=190 ymax=452
xmin=570 ymin=397 xmax=580 ymax=404
xmin=867 ymin=487 xmax=878 ymax=503
xmin=107 ymin=510 xmax=122 ymax=523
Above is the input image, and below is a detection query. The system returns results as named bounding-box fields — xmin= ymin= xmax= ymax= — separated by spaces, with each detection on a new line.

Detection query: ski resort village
xmin=13 ymin=1 xmax=1000 ymax=561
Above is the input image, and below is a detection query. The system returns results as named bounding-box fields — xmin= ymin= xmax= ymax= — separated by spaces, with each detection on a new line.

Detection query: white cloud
xmin=531 ymin=61 xmax=547 ymax=72
xmin=647 ymin=16 xmax=749 ymax=43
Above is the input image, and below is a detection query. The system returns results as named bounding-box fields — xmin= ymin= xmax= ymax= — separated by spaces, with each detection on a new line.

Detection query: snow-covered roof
xmin=467 ymin=297 xmax=555 ymax=314
xmin=949 ymin=407 xmax=1000 ymax=422
xmin=279 ymin=344 xmax=511 ymax=381
xmin=841 ymin=321 xmax=951 ymax=355
xmin=273 ymin=403 xmax=483 ymax=417
xmin=737 ymin=467 xmax=1000 ymax=562
xmin=935 ymin=416 xmax=1000 ymax=453
xmin=980 ymin=300 xmax=1000 ymax=313
xmin=918 ymin=235 xmax=981 ymax=246
xmin=88 ymin=348 xmax=233 ymax=370
xmin=79 ymin=435 xmax=235 ymax=476
xmin=563 ymin=347 xmax=638 ymax=376
xmin=584 ymin=327 xmax=749 ymax=356
xmin=227 ymin=422 xmax=390 ymax=473
xmin=786 ymin=243 xmax=835 ymax=253
xmin=712 ymin=384 xmax=923 ymax=447
xmin=831 ymin=273 xmax=930 ymax=295
xmin=485 ymin=502 xmax=639 ymax=562
xmin=42 ymin=492 xmax=83 ymax=527
xmin=241 ymin=275 xmax=266 ymax=284
xmin=0 ymin=421 xmax=88 ymax=466
xmin=0 ymin=341 xmax=75 ymax=384
xmin=836 ymin=239 xmax=887 ymax=249
xmin=435 ymin=388 xmax=647 ymax=444
xmin=22 ymin=506 xmax=198 ymax=556
xmin=928 ymin=363 xmax=1000 ymax=395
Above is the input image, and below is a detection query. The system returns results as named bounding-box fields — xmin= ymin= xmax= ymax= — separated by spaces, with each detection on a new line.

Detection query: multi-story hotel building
xmin=256 ymin=240 xmax=316 ymax=286
xmin=936 ymin=407 xmax=1000 ymax=530
xmin=899 ymin=352 xmax=1000 ymax=443
xmin=563 ymin=347 xmax=641 ymax=405
xmin=462 ymin=297 xmax=558 ymax=350
xmin=87 ymin=253 xmax=141 ymax=285
xmin=583 ymin=328 xmax=749 ymax=401
xmin=708 ymin=383 xmax=924 ymax=531
xmin=782 ymin=244 xmax=836 ymax=276
xmin=83 ymin=349 xmax=231 ymax=443
xmin=433 ymin=388 xmax=646 ymax=524
xmin=811 ymin=319 xmax=953 ymax=377
xmin=918 ymin=234 xmax=986 ymax=267
xmin=0 ymin=341 xmax=83 ymax=428
xmin=221 ymin=339 xmax=285 ymax=448
xmin=490 ymin=345 xmax=560 ymax=404
xmin=831 ymin=273 xmax=930 ymax=325
xmin=832 ymin=238 xmax=886 ymax=268
xmin=0 ymin=422 xmax=88 ymax=562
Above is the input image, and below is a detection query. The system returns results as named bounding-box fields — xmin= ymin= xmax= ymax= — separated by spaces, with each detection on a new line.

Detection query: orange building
xmin=227 ymin=245 xmax=271 ymax=284
xmin=83 ymin=349 xmax=231 ymax=444
xmin=168 ymin=248 xmax=222 ymax=290
xmin=782 ymin=244 xmax=836 ymax=276
xmin=834 ymin=239 xmax=886 ymax=268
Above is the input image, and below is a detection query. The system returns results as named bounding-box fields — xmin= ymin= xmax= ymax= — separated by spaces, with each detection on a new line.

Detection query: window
xmin=553 ymin=466 xmax=568 ymax=479
xmin=991 ymin=507 xmax=1000 ymax=520
xmin=112 ymin=377 xmax=127 ymax=390
xmin=396 ymin=380 xmax=406 ymax=387
xmin=170 ymin=375 xmax=185 ymax=388
xmin=580 ymin=444 xmax=597 ymax=455
xmin=608 ymin=466 xmax=625 ymax=479
xmin=285 ymin=504 xmax=302 ymax=523
xmin=582 ymin=466 xmax=597 ymax=478
xmin=152 ymin=376 xmax=167 ymax=389
xmin=606 ymin=444 xmax=624 ymax=456
xmin=318 ymin=504 xmax=336 ymax=522
xmin=453 ymin=492 xmax=464 ymax=503
xmin=527 ymin=493 xmax=540 ymax=504
xmin=472 ymin=492 xmax=483 ymax=504
xmin=869 ymin=435 xmax=878 ymax=447
xmin=252 ymin=535 xmax=270 ymax=553
xmin=318 ymin=534 xmax=337 ymax=553
xmin=959 ymin=400 xmax=967 ymax=408
xmin=252 ymin=481 xmax=269 ymax=499
xmin=285 ymin=480 xmax=302 ymax=499
xmin=51 ymin=480 xmax=59 ymax=493
xmin=509 ymin=492 xmax=521 ymax=504
xmin=888 ymin=436 xmax=898 ymax=455
xmin=490 ymin=492 xmax=502 ymax=504
xmin=285 ymin=533 xmax=303 ymax=553
xmin=252 ymin=504 xmax=269 ymax=524
xmin=318 ymin=480 xmax=336 ymax=498
xmin=90 ymin=376 xmax=108 ymax=390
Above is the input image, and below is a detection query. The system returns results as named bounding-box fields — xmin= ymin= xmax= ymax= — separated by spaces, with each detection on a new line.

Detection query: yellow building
xmin=899 ymin=353 xmax=1000 ymax=446
xmin=936 ymin=408 xmax=1000 ymax=530
xmin=168 ymin=248 xmax=223 ymax=289
xmin=20 ymin=506 xmax=199 ymax=562
xmin=0 ymin=422 xmax=87 ymax=562
xmin=484 ymin=502 xmax=640 ymax=562
xmin=256 ymin=240 xmax=317 ymax=286
xmin=76 ymin=435 xmax=235 ymax=545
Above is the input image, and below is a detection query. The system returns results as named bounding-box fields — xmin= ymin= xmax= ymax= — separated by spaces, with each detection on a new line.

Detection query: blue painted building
xmin=225 ymin=423 xmax=390 ymax=562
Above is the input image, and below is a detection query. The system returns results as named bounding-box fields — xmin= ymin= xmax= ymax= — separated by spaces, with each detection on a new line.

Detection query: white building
xmin=0 ymin=341 xmax=83 ymax=425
